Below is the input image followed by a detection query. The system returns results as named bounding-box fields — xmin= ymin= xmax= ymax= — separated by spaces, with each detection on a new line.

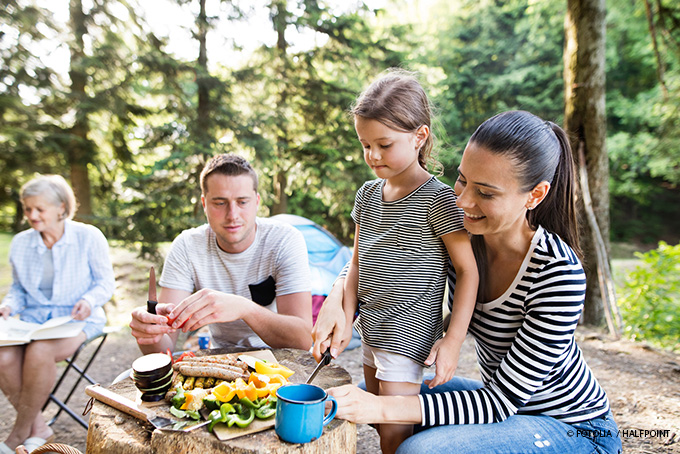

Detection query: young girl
xmin=340 ymin=70 xmax=479 ymax=454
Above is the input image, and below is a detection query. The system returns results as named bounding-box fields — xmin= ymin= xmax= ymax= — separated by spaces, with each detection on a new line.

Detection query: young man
xmin=130 ymin=154 xmax=313 ymax=352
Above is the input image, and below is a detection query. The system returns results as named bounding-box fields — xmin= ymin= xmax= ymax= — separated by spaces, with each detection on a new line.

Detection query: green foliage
xmin=606 ymin=0 xmax=680 ymax=243
xmin=229 ymin=0 xmax=404 ymax=242
xmin=422 ymin=0 xmax=566 ymax=180
xmin=618 ymin=242 xmax=680 ymax=352
xmin=2 ymin=0 xmax=680 ymax=249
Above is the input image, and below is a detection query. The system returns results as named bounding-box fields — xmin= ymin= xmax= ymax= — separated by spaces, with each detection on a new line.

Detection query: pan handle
xmin=85 ymin=384 xmax=152 ymax=422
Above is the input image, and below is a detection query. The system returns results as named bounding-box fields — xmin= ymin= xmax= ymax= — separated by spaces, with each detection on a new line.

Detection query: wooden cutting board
xmin=210 ymin=349 xmax=278 ymax=441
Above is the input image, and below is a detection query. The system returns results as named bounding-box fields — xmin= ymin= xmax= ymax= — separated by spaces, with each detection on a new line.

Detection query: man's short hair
xmin=200 ymin=154 xmax=258 ymax=194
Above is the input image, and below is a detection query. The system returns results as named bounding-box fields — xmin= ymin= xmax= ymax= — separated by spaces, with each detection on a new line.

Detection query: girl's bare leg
xmin=377 ymin=380 xmax=421 ymax=454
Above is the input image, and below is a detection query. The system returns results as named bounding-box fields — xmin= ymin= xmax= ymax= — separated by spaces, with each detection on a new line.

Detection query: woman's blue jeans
xmin=393 ymin=376 xmax=623 ymax=454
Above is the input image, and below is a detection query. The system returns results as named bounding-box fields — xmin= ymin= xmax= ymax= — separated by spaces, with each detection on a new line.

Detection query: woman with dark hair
xmin=312 ymin=111 xmax=622 ymax=453
xmin=0 ymin=175 xmax=114 ymax=453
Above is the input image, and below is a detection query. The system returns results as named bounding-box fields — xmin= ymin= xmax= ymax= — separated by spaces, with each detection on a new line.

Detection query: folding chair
xmin=41 ymin=326 xmax=117 ymax=429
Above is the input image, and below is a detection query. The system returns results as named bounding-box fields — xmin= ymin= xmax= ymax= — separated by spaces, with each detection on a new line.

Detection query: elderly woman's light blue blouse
xmin=2 ymin=220 xmax=115 ymax=339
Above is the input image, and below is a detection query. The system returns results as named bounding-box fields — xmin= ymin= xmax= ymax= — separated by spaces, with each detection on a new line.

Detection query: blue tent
xmin=270 ymin=214 xmax=352 ymax=296
xmin=271 ymin=214 xmax=360 ymax=348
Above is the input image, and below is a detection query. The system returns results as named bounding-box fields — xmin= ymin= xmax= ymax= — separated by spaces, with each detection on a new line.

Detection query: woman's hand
xmin=0 ymin=305 xmax=10 ymax=319
xmin=328 ymin=385 xmax=381 ymax=424
xmin=424 ymin=336 xmax=462 ymax=388
xmin=71 ymin=299 xmax=92 ymax=320
xmin=328 ymin=384 xmax=422 ymax=425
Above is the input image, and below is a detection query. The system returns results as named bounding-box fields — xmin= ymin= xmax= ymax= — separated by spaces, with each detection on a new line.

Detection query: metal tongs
xmin=306 ymin=350 xmax=332 ymax=384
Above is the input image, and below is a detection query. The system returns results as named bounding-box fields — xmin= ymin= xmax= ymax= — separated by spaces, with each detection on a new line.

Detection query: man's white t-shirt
xmin=159 ymin=218 xmax=311 ymax=348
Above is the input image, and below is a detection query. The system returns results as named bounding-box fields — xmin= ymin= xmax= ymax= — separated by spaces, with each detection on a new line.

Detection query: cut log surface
xmin=86 ymin=348 xmax=356 ymax=454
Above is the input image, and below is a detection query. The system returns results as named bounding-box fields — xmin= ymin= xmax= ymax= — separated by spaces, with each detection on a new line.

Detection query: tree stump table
xmin=86 ymin=348 xmax=356 ymax=454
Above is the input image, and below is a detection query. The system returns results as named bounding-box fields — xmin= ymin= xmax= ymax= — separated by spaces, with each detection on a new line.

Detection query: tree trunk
xmin=270 ymin=0 xmax=289 ymax=215
xmin=68 ymin=0 xmax=93 ymax=221
xmin=563 ymin=0 xmax=608 ymax=326
xmin=196 ymin=0 xmax=210 ymax=148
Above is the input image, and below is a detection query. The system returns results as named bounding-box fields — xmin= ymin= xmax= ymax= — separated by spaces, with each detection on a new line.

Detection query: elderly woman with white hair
xmin=0 ymin=175 xmax=115 ymax=453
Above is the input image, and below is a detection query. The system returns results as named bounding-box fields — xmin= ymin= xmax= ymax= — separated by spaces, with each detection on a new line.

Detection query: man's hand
xmin=71 ymin=299 xmax=92 ymax=320
xmin=166 ymin=289 xmax=252 ymax=333
xmin=129 ymin=303 xmax=176 ymax=346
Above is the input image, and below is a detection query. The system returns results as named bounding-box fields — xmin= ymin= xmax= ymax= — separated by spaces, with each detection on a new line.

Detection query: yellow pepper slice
xmin=248 ymin=372 xmax=271 ymax=388
xmin=212 ymin=381 xmax=236 ymax=402
xmin=255 ymin=361 xmax=295 ymax=378
xmin=235 ymin=382 xmax=258 ymax=401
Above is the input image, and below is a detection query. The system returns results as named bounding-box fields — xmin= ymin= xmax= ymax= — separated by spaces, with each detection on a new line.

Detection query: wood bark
xmin=270 ymin=0 xmax=289 ymax=216
xmin=196 ymin=0 xmax=211 ymax=145
xmin=68 ymin=0 xmax=93 ymax=220
xmin=563 ymin=0 xmax=609 ymax=326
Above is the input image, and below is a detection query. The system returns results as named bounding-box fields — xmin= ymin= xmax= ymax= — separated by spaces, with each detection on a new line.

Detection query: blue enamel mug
xmin=275 ymin=383 xmax=338 ymax=443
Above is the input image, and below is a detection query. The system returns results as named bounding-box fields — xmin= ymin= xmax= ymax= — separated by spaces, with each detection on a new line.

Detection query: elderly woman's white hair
xmin=20 ymin=175 xmax=78 ymax=220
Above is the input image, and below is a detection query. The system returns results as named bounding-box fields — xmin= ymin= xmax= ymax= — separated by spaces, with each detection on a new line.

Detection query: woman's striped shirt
xmin=352 ymin=176 xmax=464 ymax=366
xmin=420 ymin=226 xmax=610 ymax=425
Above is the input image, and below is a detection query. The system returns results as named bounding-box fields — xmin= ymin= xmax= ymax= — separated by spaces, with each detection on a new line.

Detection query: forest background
xmin=0 ymin=0 xmax=678 ymax=351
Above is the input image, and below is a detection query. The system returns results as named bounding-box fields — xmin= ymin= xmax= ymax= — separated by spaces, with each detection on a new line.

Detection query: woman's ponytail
xmin=528 ymin=122 xmax=582 ymax=259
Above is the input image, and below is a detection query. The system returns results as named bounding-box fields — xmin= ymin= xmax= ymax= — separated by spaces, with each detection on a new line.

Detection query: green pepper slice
xmin=219 ymin=403 xmax=235 ymax=420
xmin=203 ymin=393 xmax=220 ymax=411
xmin=254 ymin=404 xmax=276 ymax=419
xmin=239 ymin=396 xmax=262 ymax=409
xmin=207 ymin=409 xmax=223 ymax=432
xmin=170 ymin=385 xmax=186 ymax=409
xmin=226 ymin=403 xmax=255 ymax=428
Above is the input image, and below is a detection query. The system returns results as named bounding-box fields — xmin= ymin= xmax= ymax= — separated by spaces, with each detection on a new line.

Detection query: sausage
xmin=178 ymin=364 xmax=249 ymax=382
xmin=173 ymin=356 xmax=248 ymax=371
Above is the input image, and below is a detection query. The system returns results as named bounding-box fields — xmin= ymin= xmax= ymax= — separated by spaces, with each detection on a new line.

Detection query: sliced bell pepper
xmin=265 ymin=374 xmax=288 ymax=385
xmin=203 ymin=393 xmax=220 ymax=411
xmin=254 ymin=397 xmax=277 ymax=419
xmin=207 ymin=403 xmax=236 ymax=432
xmin=212 ymin=381 xmax=237 ymax=403
xmin=170 ymin=384 xmax=186 ymax=409
xmin=207 ymin=409 xmax=223 ymax=432
xmin=226 ymin=403 xmax=255 ymax=428
xmin=255 ymin=361 xmax=295 ymax=378
xmin=235 ymin=381 xmax=258 ymax=401
xmin=248 ymin=372 xmax=271 ymax=388
xmin=175 ymin=351 xmax=195 ymax=363
xmin=239 ymin=396 xmax=262 ymax=409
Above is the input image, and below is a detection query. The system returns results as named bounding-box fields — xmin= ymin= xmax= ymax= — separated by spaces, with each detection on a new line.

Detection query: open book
xmin=0 ymin=315 xmax=86 ymax=346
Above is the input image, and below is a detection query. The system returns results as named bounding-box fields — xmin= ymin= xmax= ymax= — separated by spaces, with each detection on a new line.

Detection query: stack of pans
xmin=132 ymin=353 xmax=173 ymax=402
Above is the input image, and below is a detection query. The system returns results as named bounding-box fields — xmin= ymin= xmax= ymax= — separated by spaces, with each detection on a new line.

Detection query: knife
xmin=147 ymin=266 xmax=158 ymax=315
xmin=305 ymin=350 xmax=332 ymax=384
xmin=85 ymin=384 xmax=209 ymax=432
